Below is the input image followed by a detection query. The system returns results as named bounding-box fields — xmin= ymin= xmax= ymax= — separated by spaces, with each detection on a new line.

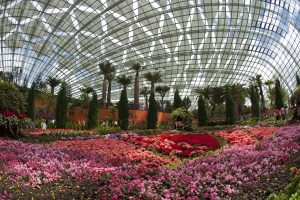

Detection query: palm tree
xmin=144 ymin=72 xmax=162 ymax=94
xmin=79 ymin=85 xmax=94 ymax=118
xmin=140 ymin=87 xmax=150 ymax=110
xmin=265 ymin=80 xmax=274 ymax=107
xmin=155 ymin=86 xmax=170 ymax=111
xmin=47 ymin=77 xmax=61 ymax=94
xmin=117 ymin=75 xmax=132 ymax=90
xmin=210 ymin=86 xmax=226 ymax=118
xmin=106 ymin=70 xmax=116 ymax=107
xmin=131 ymin=62 xmax=144 ymax=109
xmin=99 ymin=61 xmax=115 ymax=107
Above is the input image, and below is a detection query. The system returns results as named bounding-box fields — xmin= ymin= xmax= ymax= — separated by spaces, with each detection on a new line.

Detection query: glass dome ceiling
xmin=1 ymin=0 xmax=300 ymax=104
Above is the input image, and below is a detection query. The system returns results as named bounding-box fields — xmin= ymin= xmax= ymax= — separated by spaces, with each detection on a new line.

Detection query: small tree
xmin=173 ymin=89 xmax=182 ymax=110
xmin=55 ymin=82 xmax=68 ymax=128
xmin=198 ymin=95 xmax=207 ymax=127
xmin=147 ymin=92 xmax=157 ymax=129
xmin=250 ymin=84 xmax=260 ymax=119
xmin=27 ymin=82 xmax=36 ymax=121
xmin=274 ymin=79 xmax=284 ymax=109
xmin=225 ymin=86 xmax=235 ymax=124
xmin=87 ymin=92 xmax=98 ymax=129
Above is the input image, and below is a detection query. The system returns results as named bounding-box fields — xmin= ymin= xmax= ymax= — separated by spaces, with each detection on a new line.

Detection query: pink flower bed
xmin=97 ymin=124 xmax=300 ymax=199
xmin=215 ymin=127 xmax=279 ymax=145
xmin=122 ymin=134 xmax=220 ymax=157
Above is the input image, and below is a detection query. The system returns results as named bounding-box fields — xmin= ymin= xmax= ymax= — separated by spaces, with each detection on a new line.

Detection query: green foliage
xmin=267 ymin=174 xmax=300 ymax=200
xmin=87 ymin=92 xmax=98 ymax=129
xmin=147 ymin=92 xmax=158 ymax=129
xmin=27 ymin=82 xmax=36 ymax=121
xmin=182 ymin=96 xmax=191 ymax=110
xmin=250 ymin=84 xmax=260 ymax=119
xmin=55 ymin=82 xmax=68 ymax=128
xmin=96 ymin=125 xmax=121 ymax=135
xmin=170 ymin=108 xmax=192 ymax=121
xmin=0 ymin=81 xmax=26 ymax=113
xmin=197 ymin=95 xmax=207 ymax=127
xmin=225 ymin=86 xmax=235 ymax=124
xmin=275 ymin=79 xmax=284 ymax=109
xmin=0 ymin=114 xmax=33 ymax=138
xmin=118 ymin=89 xmax=129 ymax=130
xmin=173 ymin=89 xmax=182 ymax=110
xmin=292 ymin=86 xmax=300 ymax=106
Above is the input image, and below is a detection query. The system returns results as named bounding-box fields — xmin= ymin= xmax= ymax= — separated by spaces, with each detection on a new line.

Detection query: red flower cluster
xmin=123 ymin=134 xmax=220 ymax=157
xmin=1 ymin=111 xmax=28 ymax=119
xmin=215 ymin=127 xmax=279 ymax=145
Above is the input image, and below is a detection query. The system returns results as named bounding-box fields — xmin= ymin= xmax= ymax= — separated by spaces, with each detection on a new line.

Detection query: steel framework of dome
xmin=1 ymin=0 xmax=300 ymax=105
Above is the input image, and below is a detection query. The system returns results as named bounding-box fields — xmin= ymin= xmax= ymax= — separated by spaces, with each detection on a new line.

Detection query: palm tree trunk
xmin=51 ymin=87 xmax=54 ymax=95
xmin=161 ymin=97 xmax=164 ymax=112
xmin=107 ymin=81 xmax=112 ymax=108
xmin=102 ymin=79 xmax=108 ymax=107
xmin=151 ymin=82 xmax=154 ymax=94
xmin=145 ymin=95 xmax=148 ymax=110
xmin=134 ymin=71 xmax=139 ymax=109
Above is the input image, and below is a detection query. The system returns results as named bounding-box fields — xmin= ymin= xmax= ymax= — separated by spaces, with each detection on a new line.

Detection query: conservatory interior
xmin=0 ymin=0 xmax=300 ymax=199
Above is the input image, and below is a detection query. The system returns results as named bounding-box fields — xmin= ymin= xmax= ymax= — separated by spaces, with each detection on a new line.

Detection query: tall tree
xmin=106 ymin=70 xmax=116 ymax=107
xmin=173 ymin=89 xmax=182 ymax=110
xmin=197 ymin=95 xmax=207 ymax=127
xmin=225 ymin=86 xmax=235 ymax=124
xmin=99 ymin=61 xmax=115 ymax=107
xmin=47 ymin=77 xmax=61 ymax=94
xmin=264 ymin=80 xmax=274 ymax=107
xmin=131 ymin=62 xmax=144 ymax=109
xmin=117 ymin=75 xmax=132 ymax=130
xmin=140 ymin=87 xmax=150 ymax=110
xmin=194 ymin=86 xmax=211 ymax=102
xmin=250 ymin=84 xmax=260 ymax=119
xmin=144 ymin=72 xmax=162 ymax=94
xmin=296 ymin=73 xmax=300 ymax=86
xmin=230 ymin=83 xmax=247 ymax=119
xmin=55 ymin=82 xmax=68 ymax=128
xmin=210 ymin=86 xmax=225 ymax=118
xmin=80 ymin=85 xmax=94 ymax=117
xmin=255 ymin=75 xmax=265 ymax=111
xmin=35 ymin=72 xmax=47 ymax=92
xmin=147 ymin=92 xmax=157 ymax=129
xmin=27 ymin=82 xmax=36 ymax=121
xmin=274 ymin=79 xmax=284 ymax=109
xmin=87 ymin=92 xmax=98 ymax=129
xmin=182 ymin=97 xmax=191 ymax=110
xmin=155 ymin=86 xmax=170 ymax=111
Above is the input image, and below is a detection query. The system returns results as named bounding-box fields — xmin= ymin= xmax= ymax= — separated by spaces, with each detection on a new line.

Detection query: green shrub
xmin=170 ymin=108 xmax=192 ymax=130
xmin=0 ymin=113 xmax=33 ymax=138
xmin=0 ymin=81 xmax=26 ymax=113
xmin=250 ymin=84 xmax=260 ymax=119
xmin=147 ymin=92 xmax=157 ymax=129
xmin=96 ymin=125 xmax=121 ymax=135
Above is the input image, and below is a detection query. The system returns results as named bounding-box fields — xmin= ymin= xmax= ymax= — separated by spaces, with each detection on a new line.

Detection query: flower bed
xmin=215 ymin=126 xmax=279 ymax=145
xmin=122 ymin=133 xmax=220 ymax=157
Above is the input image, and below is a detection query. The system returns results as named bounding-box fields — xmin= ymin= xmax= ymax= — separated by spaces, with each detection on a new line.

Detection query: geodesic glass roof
xmin=1 ymin=0 xmax=300 ymax=104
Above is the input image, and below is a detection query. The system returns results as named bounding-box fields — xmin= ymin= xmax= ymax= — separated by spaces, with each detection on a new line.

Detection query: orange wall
xmin=68 ymin=107 xmax=171 ymax=125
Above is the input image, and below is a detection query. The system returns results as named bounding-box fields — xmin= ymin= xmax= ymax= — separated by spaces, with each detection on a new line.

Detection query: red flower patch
xmin=123 ymin=134 xmax=220 ymax=157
